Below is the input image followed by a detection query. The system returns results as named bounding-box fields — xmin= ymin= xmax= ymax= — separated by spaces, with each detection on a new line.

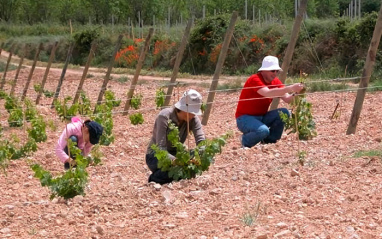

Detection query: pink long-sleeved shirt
xmin=55 ymin=119 xmax=93 ymax=163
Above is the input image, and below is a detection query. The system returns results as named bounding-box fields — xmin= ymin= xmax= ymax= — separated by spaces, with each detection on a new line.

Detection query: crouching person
xmin=146 ymin=89 xmax=205 ymax=184
xmin=55 ymin=117 xmax=103 ymax=169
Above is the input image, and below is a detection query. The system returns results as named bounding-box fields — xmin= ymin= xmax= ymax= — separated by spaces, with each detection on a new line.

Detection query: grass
xmin=240 ymin=201 xmax=266 ymax=226
xmin=28 ymin=228 xmax=37 ymax=235
xmin=0 ymin=61 xmax=18 ymax=72
xmin=370 ymin=78 xmax=382 ymax=92
xmin=115 ymin=76 xmax=130 ymax=83
xmin=308 ymin=81 xmax=350 ymax=93
xmin=47 ymin=119 xmax=58 ymax=132
xmin=353 ymin=149 xmax=382 ymax=166
xmin=216 ymin=77 xmax=244 ymax=93
xmin=111 ymin=67 xmax=194 ymax=79
xmin=353 ymin=149 xmax=382 ymax=158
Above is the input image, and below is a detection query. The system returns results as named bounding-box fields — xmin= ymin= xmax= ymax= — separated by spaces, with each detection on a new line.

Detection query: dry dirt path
xmin=0 ymin=50 xmax=240 ymax=85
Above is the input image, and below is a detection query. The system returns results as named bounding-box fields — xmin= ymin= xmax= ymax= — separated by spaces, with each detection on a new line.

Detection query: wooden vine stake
xmin=123 ymin=28 xmax=154 ymax=115
xmin=51 ymin=43 xmax=74 ymax=108
xmin=36 ymin=41 xmax=59 ymax=104
xmin=164 ymin=19 xmax=193 ymax=107
xmin=0 ymin=42 xmax=4 ymax=56
xmin=94 ymin=34 xmax=123 ymax=113
xmin=11 ymin=44 xmax=28 ymax=96
xmin=269 ymin=0 xmax=307 ymax=111
xmin=330 ymin=103 xmax=340 ymax=120
xmin=202 ymin=11 xmax=238 ymax=126
xmin=21 ymin=43 xmax=43 ymax=101
xmin=347 ymin=3 xmax=382 ymax=134
xmin=73 ymin=41 xmax=97 ymax=104
xmin=294 ymin=108 xmax=303 ymax=165
xmin=0 ymin=43 xmax=16 ymax=90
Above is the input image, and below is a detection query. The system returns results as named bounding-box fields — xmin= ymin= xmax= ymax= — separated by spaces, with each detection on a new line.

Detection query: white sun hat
xmin=175 ymin=89 xmax=203 ymax=115
xmin=258 ymin=55 xmax=283 ymax=72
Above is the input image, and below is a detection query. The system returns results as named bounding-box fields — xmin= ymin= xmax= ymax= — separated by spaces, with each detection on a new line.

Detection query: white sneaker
xmin=239 ymin=135 xmax=244 ymax=148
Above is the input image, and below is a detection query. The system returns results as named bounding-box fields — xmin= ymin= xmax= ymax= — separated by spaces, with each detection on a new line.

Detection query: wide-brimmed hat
xmin=258 ymin=56 xmax=283 ymax=72
xmin=86 ymin=121 xmax=103 ymax=145
xmin=175 ymin=89 xmax=202 ymax=115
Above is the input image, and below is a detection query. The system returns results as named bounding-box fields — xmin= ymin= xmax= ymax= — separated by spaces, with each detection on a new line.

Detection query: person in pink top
xmin=55 ymin=117 xmax=103 ymax=169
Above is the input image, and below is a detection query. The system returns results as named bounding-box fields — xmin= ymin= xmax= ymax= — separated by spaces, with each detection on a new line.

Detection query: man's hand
xmin=290 ymin=83 xmax=304 ymax=93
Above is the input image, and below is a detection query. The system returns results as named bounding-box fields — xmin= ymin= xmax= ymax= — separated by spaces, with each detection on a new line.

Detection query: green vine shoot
xmin=129 ymin=93 xmax=145 ymax=125
xmin=155 ymin=88 xmax=166 ymax=108
xmin=93 ymin=90 xmax=120 ymax=146
xmin=4 ymin=94 xmax=23 ymax=127
xmin=54 ymin=97 xmax=79 ymax=121
xmin=151 ymin=122 xmax=228 ymax=181
xmin=28 ymin=115 xmax=47 ymax=143
xmin=130 ymin=93 xmax=142 ymax=110
xmin=129 ymin=113 xmax=144 ymax=125
xmin=31 ymin=138 xmax=89 ymax=200
xmin=24 ymin=98 xmax=38 ymax=121
xmin=78 ymin=91 xmax=92 ymax=116
xmin=279 ymin=87 xmax=317 ymax=140
xmin=33 ymin=84 xmax=54 ymax=98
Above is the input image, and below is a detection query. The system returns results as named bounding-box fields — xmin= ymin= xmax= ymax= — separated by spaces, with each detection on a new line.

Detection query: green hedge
xmin=1 ymin=13 xmax=382 ymax=80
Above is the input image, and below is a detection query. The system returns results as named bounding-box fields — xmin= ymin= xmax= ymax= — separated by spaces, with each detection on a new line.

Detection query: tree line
xmin=0 ymin=0 xmax=381 ymax=25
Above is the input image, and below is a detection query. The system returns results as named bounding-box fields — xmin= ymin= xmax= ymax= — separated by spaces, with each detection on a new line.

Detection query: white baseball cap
xmin=175 ymin=89 xmax=202 ymax=115
xmin=258 ymin=56 xmax=283 ymax=72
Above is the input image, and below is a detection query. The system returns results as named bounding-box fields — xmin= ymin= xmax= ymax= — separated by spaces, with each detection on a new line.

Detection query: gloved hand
xmin=198 ymin=145 xmax=206 ymax=157
xmin=189 ymin=149 xmax=195 ymax=159
xmin=67 ymin=158 xmax=77 ymax=168
xmin=189 ymin=145 xmax=206 ymax=160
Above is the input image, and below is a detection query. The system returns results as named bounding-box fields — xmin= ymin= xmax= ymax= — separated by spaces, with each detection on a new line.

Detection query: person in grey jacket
xmin=146 ymin=89 xmax=205 ymax=184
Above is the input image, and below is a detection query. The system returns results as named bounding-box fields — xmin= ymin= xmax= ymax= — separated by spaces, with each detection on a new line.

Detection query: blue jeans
xmin=236 ymin=108 xmax=289 ymax=148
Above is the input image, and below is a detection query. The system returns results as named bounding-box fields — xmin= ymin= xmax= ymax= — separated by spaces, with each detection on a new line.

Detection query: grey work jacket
xmin=146 ymin=107 xmax=205 ymax=160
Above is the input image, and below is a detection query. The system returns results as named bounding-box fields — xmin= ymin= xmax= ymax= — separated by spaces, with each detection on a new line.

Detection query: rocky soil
xmin=0 ymin=64 xmax=382 ymax=239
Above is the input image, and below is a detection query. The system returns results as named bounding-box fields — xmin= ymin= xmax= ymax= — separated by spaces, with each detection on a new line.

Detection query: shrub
xmin=72 ymin=27 xmax=100 ymax=65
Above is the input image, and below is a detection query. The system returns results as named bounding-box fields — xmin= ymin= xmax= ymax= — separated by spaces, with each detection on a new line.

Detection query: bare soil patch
xmin=1 ymin=65 xmax=382 ymax=238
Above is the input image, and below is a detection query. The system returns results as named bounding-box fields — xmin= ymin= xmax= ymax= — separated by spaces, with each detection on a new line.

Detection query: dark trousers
xmin=64 ymin=135 xmax=78 ymax=170
xmin=146 ymin=153 xmax=173 ymax=185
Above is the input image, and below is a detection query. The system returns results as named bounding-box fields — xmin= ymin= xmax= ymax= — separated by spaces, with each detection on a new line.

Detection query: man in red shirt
xmin=235 ymin=56 xmax=304 ymax=148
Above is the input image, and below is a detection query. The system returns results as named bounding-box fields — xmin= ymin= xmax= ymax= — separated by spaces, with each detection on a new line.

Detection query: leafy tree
xmin=362 ymin=0 xmax=381 ymax=14
xmin=18 ymin=0 xmax=53 ymax=24
xmin=311 ymin=0 xmax=340 ymax=18
xmin=56 ymin=0 xmax=90 ymax=24
xmin=0 ymin=0 xmax=20 ymax=22
xmin=84 ymin=0 xmax=111 ymax=24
